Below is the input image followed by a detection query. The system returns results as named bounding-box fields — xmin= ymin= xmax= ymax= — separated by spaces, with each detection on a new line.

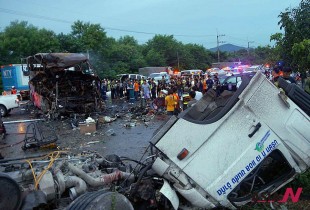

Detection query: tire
xmin=0 ymin=105 xmax=7 ymax=117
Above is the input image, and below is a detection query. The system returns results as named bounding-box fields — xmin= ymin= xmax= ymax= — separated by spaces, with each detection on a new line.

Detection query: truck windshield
xmin=228 ymin=149 xmax=295 ymax=206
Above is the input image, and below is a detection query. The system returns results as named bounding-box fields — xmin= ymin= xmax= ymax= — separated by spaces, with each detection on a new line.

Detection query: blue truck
xmin=0 ymin=64 xmax=30 ymax=99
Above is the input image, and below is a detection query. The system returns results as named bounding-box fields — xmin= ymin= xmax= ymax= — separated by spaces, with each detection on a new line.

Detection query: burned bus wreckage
xmin=1 ymin=72 xmax=310 ymax=210
xmin=24 ymin=53 xmax=104 ymax=116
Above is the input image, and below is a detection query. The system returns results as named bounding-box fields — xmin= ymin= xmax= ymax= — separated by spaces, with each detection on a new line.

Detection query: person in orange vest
xmin=134 ymin=80 xmax=140 ymax=101
xmin=202 ymin=77 xmax=207 ymax=94
xmin=11 ymin=86 xmax=17 ymax=94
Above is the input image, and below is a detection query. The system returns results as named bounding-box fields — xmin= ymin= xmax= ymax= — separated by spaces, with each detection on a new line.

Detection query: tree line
xmin=0 ymin=0 xmax=309 ymax=79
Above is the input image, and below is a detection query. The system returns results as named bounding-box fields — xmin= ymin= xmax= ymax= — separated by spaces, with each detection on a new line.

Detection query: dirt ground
xmin=0 ymin=99 xmax=170 ymax=162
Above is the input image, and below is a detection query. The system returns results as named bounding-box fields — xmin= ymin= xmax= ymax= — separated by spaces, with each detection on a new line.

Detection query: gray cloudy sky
xmin=0 ymin=0 xmax=300 ymax=48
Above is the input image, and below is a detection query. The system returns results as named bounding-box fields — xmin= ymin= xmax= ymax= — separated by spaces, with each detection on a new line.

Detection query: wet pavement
xmin=0 ymin=99 xmax=170 ymax=162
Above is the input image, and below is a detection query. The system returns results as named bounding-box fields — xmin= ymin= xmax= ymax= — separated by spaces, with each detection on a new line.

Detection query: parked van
xmin=149 ymin=72 xmax=170 ymax=84
xmin=180 ymin=69 xmax=204 ymax=77
xmin=117 ymin=74 xmax=146 ymax=82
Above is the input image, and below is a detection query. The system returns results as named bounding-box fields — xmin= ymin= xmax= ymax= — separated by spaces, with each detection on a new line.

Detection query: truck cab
xmin=0 ymin=64 xmax=30 ymax=100
xmin=151 ymin=72 xmax=310 ymax=209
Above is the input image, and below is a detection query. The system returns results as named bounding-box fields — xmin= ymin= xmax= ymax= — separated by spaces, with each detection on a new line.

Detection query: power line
xmin=226 ymin=35 xmax=248 ymax=42
xmin=0 ymin=7 xmax=216 ymax=38
xmin=0 ymin=7 xmax=270 ymax=47
xmin=0 ymin=8 xmax=72 ymax=24
xmin=217 ymin=32 xmax=225 ymax=62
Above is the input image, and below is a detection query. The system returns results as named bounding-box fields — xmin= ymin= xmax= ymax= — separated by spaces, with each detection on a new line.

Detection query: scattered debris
xmin=105 ymin=129 xmax=115 ymax=136
xmin=86 ymin=141 xmax=100 ymax=144
xmin=79 ymin=122 xmax=97 ymax=134
xmin=22 ymin=121 xmax=58 ymax=151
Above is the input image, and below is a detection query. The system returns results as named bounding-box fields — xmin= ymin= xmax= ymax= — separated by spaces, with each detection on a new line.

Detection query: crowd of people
xmin=99 ymin=73 xmax=222 ymax=115
xmin=99 ymin=67 xmax=309 ymax=116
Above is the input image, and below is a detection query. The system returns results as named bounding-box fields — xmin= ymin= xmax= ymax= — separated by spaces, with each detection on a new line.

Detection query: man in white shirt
xmin=192 ymin=86 xmax=203 ymax=101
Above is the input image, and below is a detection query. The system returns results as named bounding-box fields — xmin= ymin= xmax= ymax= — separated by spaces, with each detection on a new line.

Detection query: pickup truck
xmin=0 ymin=94 xmax=20 ymax=116
xmin=151 ymin=71 xmax=310 ymax=209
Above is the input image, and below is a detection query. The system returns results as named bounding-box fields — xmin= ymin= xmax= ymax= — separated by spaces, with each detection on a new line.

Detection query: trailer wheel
xmin=0 ymin=105 xmax=7 ymax=117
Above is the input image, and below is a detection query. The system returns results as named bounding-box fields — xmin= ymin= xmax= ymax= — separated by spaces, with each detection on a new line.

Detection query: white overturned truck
xmin=150 ymin=72 xmax=310 ymax=209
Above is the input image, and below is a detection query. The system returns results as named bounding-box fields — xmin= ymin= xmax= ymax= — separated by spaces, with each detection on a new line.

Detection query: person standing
xmin=192 ymin=86 xmax=203 ymax=101
xmin=141 ymin=80 xmax=151 ymax=100
xmin=165 ymin=89 xmax=176 ymax=115
xmin=176 ymin=79 xmax=183 ymax=99
xmin=197 ymin=78 xmax=203 ymax=92
xmin=115 ymin=81 xmax=120 ymax=99
xmin=172 ymin=87 xmax=181 ymax=115
xmin=282 ymin=67 xmax=296 ymax=83
xmin=101 ymin=80 xmax=107 ymax=100
xmin=119 ymin=80 xmax=124 ymax=99
xmin=213 ymin=74 xmax=221 ymax=96
xmin=127 ymin=80 xmax=135 ymax=104
xmin=187 ymin=90 xmax=197 ymax=108
xmin=157 ymin=81 xmax=163 ymax=98
xmin=11 ymin=86 xmax=17 ymax=94
xmin=203 ymin=77 xmax=207 ymax=94
xmin=161 ymin=76 xmax=166 ymax=86
xmin=110 ymin=80 xmax=116 ymax=100
xmin=206 ymin=75 xmax=214 ymax=92
xmin=151 ymin=79 xmax=157 ymax=100
xmin=134 ymin=80 xmax=140 ymax=101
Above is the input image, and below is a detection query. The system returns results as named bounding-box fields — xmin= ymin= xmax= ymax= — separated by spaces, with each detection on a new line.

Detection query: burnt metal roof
xmin=26 ymin=53 xmax=88 ymax=69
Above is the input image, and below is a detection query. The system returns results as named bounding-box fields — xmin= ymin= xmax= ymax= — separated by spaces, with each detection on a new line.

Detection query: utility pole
xmin=247 ymin=41 xmax=254 ymax=56
xmin=177 ymin=51 xmax=180 ymax=70
xmin=217 ymin=32 xmax=225 ymax=63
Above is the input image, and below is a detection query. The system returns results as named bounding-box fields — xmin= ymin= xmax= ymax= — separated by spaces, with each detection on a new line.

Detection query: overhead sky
xmin=0 ymin=0 xmax=300 ymax=49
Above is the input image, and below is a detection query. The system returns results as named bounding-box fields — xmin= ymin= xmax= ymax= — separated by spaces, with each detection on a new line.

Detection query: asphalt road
xmin=0 ymin=100 xmax=169 ymax=162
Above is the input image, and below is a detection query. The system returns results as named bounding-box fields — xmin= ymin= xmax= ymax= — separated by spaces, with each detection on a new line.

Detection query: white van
xmin=180 ymin=69 xmax=204 ymax=77
xmin=149 ymin=72 xmax=170 ymax=84
xmin=117 ymin=74 xmax=146 ymax=82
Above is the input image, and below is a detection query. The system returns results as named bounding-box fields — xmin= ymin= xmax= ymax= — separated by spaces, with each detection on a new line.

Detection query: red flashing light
xmin=9 ymin=64 xmax=12 ymax=66
xmin=177 ymin=148 xmax=189 ymax=160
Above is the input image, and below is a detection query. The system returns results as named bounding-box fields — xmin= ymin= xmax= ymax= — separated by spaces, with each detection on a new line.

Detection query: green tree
xmin=144 ymin=35 xmax=181 ymax=67
xmin=71 ymin=20 xmax=107 ymax=51
xmin=107 ymin=35 xmax=146 ymax=77
xmin=180 ymin=43 xmax=213 ymax=70
xmin=291 ymin=39 xmax=310 ymax=72
xmin=57 ymin=33 xmax=82 ymax=52
xmin=271 ymin=0 xmax=310 ymax=68
xmin=0 ymin=21 xmax=60 ymax=65
xmin=70 ymin=21 xmax=118 ymax=78
xmin=144 ymin=49 xmax=166 ymax=66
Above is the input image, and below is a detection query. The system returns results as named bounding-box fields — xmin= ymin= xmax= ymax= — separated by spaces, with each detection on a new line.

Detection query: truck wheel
xmin=0 ymin=105 xmax=7 ymax=117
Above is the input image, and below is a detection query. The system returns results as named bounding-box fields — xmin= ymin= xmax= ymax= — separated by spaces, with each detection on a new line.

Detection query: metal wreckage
xmin=1 ymin=69 xmax=310 ymax=209
xmin=23 ymin=53 xmax=104 ymax=118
